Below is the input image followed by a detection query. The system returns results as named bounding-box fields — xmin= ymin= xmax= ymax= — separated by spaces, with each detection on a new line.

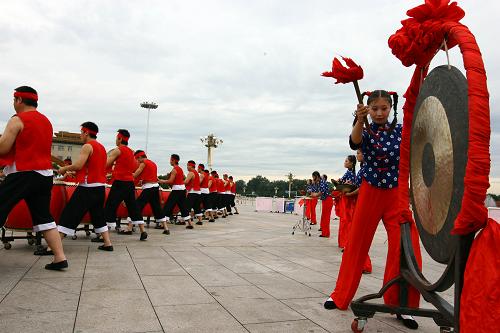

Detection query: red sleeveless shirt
xmin=113 ymin=145 xmax=136 ymax=181
xmin=76 ymin=140 xmax=106 ymax=184
xmin=139 ymin=159 xmax=158 ymax=183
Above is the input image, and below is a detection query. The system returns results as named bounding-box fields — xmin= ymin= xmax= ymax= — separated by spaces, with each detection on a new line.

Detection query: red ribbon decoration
xmin=117 ymin=133 xmax=129 ymax=142
xmin=81 ymin=127 xmax=98 ymax=136
xmin=134 ymin=152 xmax=146 ymax=159
xmin=187 ymin=162 xmax=196 ymax=168
xmin=14 ymin=91 xmax=38 ymax=101
xmin=322 ymin=56 xmax=364 ymax=85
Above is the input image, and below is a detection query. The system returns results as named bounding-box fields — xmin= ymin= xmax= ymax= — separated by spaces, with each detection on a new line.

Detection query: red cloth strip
xmin=117 ymin=133 xmax=129 ymax=142
xmin=81 ymin=127 xmax=98 ymax=136
xmin=14 ymin=91 xmax=38 ymax=101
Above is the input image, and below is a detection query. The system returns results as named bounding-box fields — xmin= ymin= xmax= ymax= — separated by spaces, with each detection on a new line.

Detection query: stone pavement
xmin=0 ymin=203 xmax=450 ymax=333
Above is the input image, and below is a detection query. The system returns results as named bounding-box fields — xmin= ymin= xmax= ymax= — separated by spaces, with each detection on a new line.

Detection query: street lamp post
xmin=286 ymin=172 xmax=294 ymax=198
xmin=274 ymin=186 xmax=279 ymax=197
xmin=140 ymin=101 xmax=158 ymax=153
xmin=200 ymin=134 xmax=223 ymax=171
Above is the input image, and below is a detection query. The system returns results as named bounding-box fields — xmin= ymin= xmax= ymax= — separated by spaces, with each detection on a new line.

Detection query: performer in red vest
xmin=57 ymin=122 xmax=113 ymax=251
xmin=216 ymin=173 xmax=228 ymax=218
xmin=208 ymin=171 xmax=218 ymax=222
xmin=198 ymin=164 xmax=211 ymax=220
xmin=0 ymin=86 xmax=67 ymax=270
xmin=159 ymin=154 xmax=192 ymax=229
xmin=223 ymin=174 xmax=233 ymax=215
xmin=126 ymin=150 xmax=169 ymax=234
xmin=185 ymin=160 xmax=203 ymax=225
xmin=60 ymin=158 xmax=76 ymax=182
xmin=105 ymin=129 xmax=147 ymax=241
xmin=229 ymin=176 xmax=239 ymax=214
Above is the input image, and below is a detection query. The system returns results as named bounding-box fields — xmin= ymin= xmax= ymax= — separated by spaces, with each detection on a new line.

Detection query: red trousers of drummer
xmin=306 ymin=198 xmax=318 ymax=224
xmin=338 ymin=195 xmax=356 ymax=248
xmin=320 ymin=196 xmax=333 ymax=237
xmin=330 ymin=181 xmax=422 ymax=310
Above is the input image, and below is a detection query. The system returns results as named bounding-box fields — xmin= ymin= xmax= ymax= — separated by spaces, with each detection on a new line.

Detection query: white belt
xmin=189 ymin=189 xmax=201 ymax=194
xmin=200 ymin=188 xmax=209 ymax=194
xmin=142 ymin=182 xmax=159 ymax=189
xmin=172 ymin=184 xmax=186 ymax=190
xmin=225 ymin=191 xmax=232 ymax=194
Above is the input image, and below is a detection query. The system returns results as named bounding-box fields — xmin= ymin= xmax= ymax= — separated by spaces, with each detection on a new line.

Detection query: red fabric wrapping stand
xmin=459 ymin=219 xmax=500 ymax=332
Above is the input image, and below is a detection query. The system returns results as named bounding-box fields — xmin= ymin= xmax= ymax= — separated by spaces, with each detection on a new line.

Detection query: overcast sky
xmin=1 ymin=0 xmax=499 ymax=192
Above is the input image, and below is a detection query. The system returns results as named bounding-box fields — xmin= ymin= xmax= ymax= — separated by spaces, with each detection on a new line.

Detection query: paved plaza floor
xmin=0 ymin=203 xmax=451 ymax=332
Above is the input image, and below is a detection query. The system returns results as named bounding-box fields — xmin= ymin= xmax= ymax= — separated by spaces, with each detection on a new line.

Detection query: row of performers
xmin=0 ymin=86 xmax=239 ymax=272
xmin=302 ymin=90 xmax=422 ymax=330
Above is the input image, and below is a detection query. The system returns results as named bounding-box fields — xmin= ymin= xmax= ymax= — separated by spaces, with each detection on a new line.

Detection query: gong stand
xmin=350 ymin=224 xmax=473 ymax=332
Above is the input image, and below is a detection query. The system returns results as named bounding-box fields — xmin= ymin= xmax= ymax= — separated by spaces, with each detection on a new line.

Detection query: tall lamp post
xmin=286 ymin=172 xmax=294 ymax=198
xmin=274 ymin=186 xmax=279 ymax=197
xmin=200 ymin=134 xmax=223 ymax=171
xmin=140 ymin=101 xmax=158 ymax=153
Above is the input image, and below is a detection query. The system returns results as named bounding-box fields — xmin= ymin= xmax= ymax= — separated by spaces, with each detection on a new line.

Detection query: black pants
xmin=0 ymin=171 xmax=55 ymax=232
xmin=200 ymin=193 xmax=211 ymax=211
xmin=225 ymin=194 xmax=232 ymax=212
xmin=230 ymin=194 xmax=236 ymax=207
xmin=136 ymin=186 xmax=166 ymax=221
xmin=163 ymin=189 xmax=189 ymax=220
xmin=217 ymin=193 xmax=226 ymax=211
xmin=209 ymin=192 xmax=218 ymax=210
xmin=58 ymin=186 xmax=107 ymax=235
xmin=104 ymin=180 xmax=142 ymax=224
xmin=186 ymin=193 xmax=202 ymax=216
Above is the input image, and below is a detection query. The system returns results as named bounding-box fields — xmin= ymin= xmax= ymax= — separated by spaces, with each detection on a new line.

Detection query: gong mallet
xmin=322 ymin=56 xmax=371 ymax=130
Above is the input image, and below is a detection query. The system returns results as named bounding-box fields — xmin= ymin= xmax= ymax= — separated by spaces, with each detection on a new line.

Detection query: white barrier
xmin=255 ymin=197 xmax=273 ymax=212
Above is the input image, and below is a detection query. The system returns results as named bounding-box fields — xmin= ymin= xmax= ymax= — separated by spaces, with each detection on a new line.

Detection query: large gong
xmin=410 ymin=65 xmax=468 ymax=264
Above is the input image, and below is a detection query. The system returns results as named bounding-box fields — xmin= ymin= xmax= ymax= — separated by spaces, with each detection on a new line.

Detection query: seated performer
xmin=198 ymin=164 xmax=212 ymax=220
xmin=337 ymin=155 xmax=357 ymax=249
xmin=324 ymin=90 xmax=422 ymax=330
xmin=57 ymin=122 xmax=113 ymax=251
xmin=0 ymin=86 xmax=67 ymax=270
xmin=105 ymin=129 xmax=148 ymax=241
xmin=123 ymin=150 xmax=169 ymax=234
xmin=185 ymin=160 xmax=203 ymax=225
xmin=310 ymin=171 xmax=333 ymax=237
xmin=229 ymin=176 xmax=239 ymax=214
xmin=208 ymin=171 xmax=218 ymax=222
xmin=159 ymin=154 xmax=193 ymax=229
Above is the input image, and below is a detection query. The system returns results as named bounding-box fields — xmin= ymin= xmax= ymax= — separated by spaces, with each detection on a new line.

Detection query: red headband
xmin=134 ymin=152 xmax=146 ymax=159
xmin=14 ymin=91 xmax=38 ymax=101
xmin=187 ymin=162 xmax=196 ymax=167
xmin=117 ymin=133 xmax=129 ymax=142
xmin=81 ymin=127 xmax=98 ymax=136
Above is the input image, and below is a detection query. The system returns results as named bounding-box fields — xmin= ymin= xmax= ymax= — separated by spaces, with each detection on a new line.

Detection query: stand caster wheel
xmin=85 ymin=231 xmax=91 ymax=236
xmin=72 ymin=235 xmax=78 ymax=240
xmin=4 ymin=242 xmax=12 ymax=250
xmin=351 ymin=318 xmax=366 ymax=332
xmin=28 ymin=238 xmax=35 ymax=246
xmin=292 ymin=232 xmax=295 ymax=235
xmin=440 ymin=327 xmax=453 ymax=333
xmin=308 ymin=233 xmax=311 ymax=236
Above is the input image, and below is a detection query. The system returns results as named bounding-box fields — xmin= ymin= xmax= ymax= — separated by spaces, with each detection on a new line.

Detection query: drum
xmin=4 ymin=181 xmax=67 ymax=230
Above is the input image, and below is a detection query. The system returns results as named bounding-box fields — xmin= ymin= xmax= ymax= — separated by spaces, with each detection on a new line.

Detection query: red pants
xmin=330 ymin=181 xmax=422 ymax=310
xmin=320 ymin=196 xmax=333 ymax=237
xmin=306 ymin=198 xmax=318 ymax=224
xmin=338 ymin=195 xmax=356 ymax=248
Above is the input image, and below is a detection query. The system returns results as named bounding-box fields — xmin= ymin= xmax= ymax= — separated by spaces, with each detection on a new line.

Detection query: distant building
xmin=51 ymin=131 xmax=82 ymax=162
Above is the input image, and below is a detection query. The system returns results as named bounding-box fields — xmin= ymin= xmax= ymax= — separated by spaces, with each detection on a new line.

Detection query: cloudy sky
xmin=1 ymin=0 xmax=499 ymax=192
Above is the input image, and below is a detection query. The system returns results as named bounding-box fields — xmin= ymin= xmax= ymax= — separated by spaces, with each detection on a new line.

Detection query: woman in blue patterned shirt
xmin=309 ymin=171 xmax=333 ymax=237
xmin=324 ymin=90 xmax=422 ymax=330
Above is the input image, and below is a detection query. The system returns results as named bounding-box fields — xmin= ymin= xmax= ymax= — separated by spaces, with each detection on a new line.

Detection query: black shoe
xmin=234 ymin=212 xmax=239 ymax=215
xmin=324 ymin=299 xmax=337 ymax=310
xmin=118 ymin=230 xmax=133 ymax=235
xmin=318 ymin=228 xmax=322 ymax=231
xmin=163 ymin=230 xmax=170 ymax=235
xmin=209 ymin=219 xmax=215 ymax=223
xmin=98 ymin=245 xmax=114 ymax=251
xmin=397 ymin=314 xmax=419 ymax=330
xmin=45 ymin=260 xmax=68 ymax=271
xmin=154 ymin=225 xmax=163 ymax=229
xmin=222 ymin=215 xmax=227 ymax=219
xmin=196 ymin=221 xmax=203 ymax=225
xmin=34 ymin=248 xmax=53 ymax=256
xmin=228 ymin=213 xmax=233 ymax=215
xmin=186 ymin=225 xmax=194 ymax=229
xmin=319 ymin=235 xmax=328 ymax=238
xmin=91 ymin=236 xmax=104 ymax=243
xmin=140 ymin=232 xmax=148 ymax=241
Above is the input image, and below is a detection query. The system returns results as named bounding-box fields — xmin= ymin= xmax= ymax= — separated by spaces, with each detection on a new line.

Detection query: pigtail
xmin=387 ymin=91 xmax=399 ymax=133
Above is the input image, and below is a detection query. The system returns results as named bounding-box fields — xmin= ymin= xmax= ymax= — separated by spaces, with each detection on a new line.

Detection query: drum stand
xmin=349 ymin=222 xmax=474 ymax=333
xmin=291 ymin=198 xmax=311 ymax=236
xmin=1 ymin=227 xmax=45 ymax=253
